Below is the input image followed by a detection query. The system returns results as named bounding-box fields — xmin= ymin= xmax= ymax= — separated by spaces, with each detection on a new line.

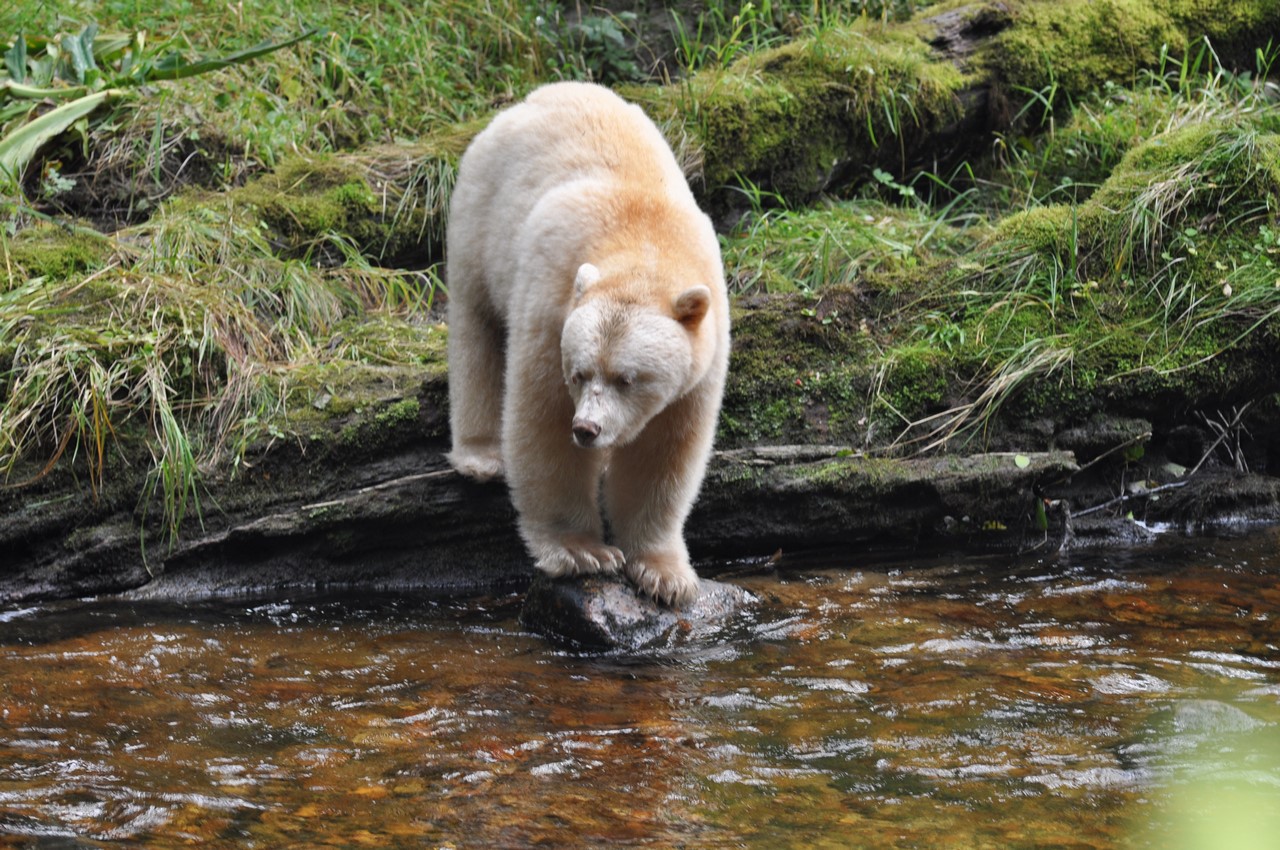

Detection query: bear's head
xmin=561 ymin=262 xmax=712 ymax=449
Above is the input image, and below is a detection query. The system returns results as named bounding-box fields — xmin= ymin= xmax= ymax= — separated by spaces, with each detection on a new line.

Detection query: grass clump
xmin=227 ymin=144 xmax=458 ymax=265
xmin=884 ymin=84 xmax=1280 ymax=449
xmin=723 ymin=198 xmax=980 ymax=294
xmin=2 ymin=223 xmax=114 ymax=279
xmin=0 ymin=180 xmax=445 ymax=544
xmin=0 ymin=262 xmax=273 ymax=539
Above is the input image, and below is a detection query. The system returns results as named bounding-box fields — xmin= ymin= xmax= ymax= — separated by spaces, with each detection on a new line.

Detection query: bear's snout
xmin=572 ymin=418 xmax=602 ymax=447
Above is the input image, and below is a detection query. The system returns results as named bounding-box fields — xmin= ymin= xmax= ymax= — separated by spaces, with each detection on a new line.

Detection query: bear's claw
xmin=625 ymin=554 xmax=700 ymax=608
xmin=535 ymin=534 xmax=625 ymax=578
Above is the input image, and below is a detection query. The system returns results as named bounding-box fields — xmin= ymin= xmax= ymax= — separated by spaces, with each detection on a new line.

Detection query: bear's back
xmin=447 ymin=82 xmax=699 ymax=319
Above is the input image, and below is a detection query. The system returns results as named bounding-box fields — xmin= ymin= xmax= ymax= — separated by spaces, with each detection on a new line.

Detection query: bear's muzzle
xmin=572 ymin=418 xmax=602 ymax=447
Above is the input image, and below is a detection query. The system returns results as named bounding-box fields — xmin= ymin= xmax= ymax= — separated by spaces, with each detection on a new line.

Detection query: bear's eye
xmin=569 ymin=370 xmax=588 ymax=386
xmin=616 ymin=373 xmax=635 ymax=388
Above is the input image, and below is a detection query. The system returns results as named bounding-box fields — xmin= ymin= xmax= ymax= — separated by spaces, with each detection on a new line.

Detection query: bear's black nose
xmin=572 ymin=419 xmax=601 ymax=446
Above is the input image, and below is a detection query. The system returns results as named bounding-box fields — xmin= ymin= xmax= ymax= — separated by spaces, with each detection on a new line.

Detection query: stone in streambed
xmin=520 ymin=573 xmax=753 ymax=650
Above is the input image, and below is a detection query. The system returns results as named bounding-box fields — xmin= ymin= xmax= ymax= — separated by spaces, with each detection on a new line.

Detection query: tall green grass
xmin=0 ymin=197 xmax=439 ymax=546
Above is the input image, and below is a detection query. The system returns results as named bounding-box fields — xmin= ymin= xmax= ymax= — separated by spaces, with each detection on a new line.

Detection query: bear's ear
xmin=673 ymin=285 xmax=711 ymax=329
xmin=574 ymin=263 xmax=601 ymax=300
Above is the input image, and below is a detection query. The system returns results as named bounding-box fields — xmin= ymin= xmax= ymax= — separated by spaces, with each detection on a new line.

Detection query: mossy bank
xmin=4 ymin=0 xmax=1280 ymax=601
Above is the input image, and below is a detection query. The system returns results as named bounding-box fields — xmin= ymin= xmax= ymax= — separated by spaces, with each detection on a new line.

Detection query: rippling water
xmin=3 ymin=528 xmax=1279 ymax=848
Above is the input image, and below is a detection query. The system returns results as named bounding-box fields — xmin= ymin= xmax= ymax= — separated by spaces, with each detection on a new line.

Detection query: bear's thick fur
xmin=445 ymin=82 xmax=729 ymax=606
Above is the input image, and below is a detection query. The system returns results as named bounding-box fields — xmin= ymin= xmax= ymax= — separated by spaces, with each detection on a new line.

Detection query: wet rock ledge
xmin=5 ymin=429 xmax=1280 ymax=613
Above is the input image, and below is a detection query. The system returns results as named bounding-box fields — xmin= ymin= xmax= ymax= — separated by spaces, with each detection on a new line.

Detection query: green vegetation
xmin=625 ymin=19 xmax=967 ymax=209
xmin=2 ymin=0 xmax=1280 ymax=546
xmin=718 ymin=34 xmax=1280 ymax=452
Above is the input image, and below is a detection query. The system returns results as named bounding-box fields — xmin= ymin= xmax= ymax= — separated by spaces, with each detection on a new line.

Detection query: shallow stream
xmin=3 ymin=528 xmax=1280 ymax=848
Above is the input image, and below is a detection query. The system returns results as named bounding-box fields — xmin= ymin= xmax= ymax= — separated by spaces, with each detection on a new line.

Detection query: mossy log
xmin=5 ymin=405 xmax=1280 ymax=606
xmin=624 ymin=0 xmax=1280 ymax=219
xmin=0 ymin=428 xmax=1076 ymax=604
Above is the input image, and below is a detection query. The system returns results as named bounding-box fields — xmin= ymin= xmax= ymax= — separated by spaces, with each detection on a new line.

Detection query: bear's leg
xmin=503 ymin=355 xmax=624 ymax=577
xmin=604 ymin=389 xmax=715 ymax=607
xmin=445 ymin=285 xmax=506 ymax=482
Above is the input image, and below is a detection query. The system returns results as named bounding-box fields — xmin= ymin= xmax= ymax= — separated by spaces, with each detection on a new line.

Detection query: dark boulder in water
xmin=520 ymin=572 xmax=754 ymax=651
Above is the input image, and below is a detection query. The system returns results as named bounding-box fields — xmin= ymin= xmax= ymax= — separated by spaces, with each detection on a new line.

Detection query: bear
xmin=444 ymin=81 xmax=730 ymax=607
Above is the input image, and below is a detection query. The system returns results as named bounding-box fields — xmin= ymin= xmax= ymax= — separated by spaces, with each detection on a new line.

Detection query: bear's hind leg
xmin=445 ymin=287 xmax=506 ymax=482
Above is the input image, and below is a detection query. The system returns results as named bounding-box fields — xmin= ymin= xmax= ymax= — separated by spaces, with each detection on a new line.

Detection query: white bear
xmin=445 ymin=81 xmax=730 ymax=607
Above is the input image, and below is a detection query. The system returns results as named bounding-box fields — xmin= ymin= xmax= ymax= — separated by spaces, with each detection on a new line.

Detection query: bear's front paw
xmin=535 ymin=533 xmax=625 ymax=578
xmin=625 ymin=552 xmax=700 ymax=608
xmin=447 ymin=446 xmax=505 ymax=482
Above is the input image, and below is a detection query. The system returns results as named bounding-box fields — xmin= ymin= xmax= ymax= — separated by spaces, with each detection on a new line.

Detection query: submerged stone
xmin=520 ymin=573 xmax=754 ymax=651
xmin=1171 ymin=699 xmax=1265 ymax=738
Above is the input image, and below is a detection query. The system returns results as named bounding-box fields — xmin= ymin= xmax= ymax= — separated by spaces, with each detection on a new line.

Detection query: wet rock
xmin=520 ymin=573 xmax=754 ymax=651
xmin=8 ymin=440 xmax=1280 ymax=605
xmin=1171 ymin=699 xmax=1265 ymax=737
xmin=697 ymin=448 xmax=1080 ymax=557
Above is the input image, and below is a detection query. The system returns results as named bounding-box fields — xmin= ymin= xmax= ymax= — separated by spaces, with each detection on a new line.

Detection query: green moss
xmin=1120 ymin=124 xmax=1220 ymax=172
xmin=336 ymin=396 xmax=422 ymax=450
xmin=878 ymin=343 xmax=953 ymax=420
xmin=991 ymin=205 xmax=1074 ymax=256
xmin=980 ymin=0 xmax=1280 ymax=113
xmin=624 ymin=22 xmax=965 ymax=210
xmin=801 ymin=458 xmax=858 ymax=486
xmin=1167 ymin=0 xmax=1280 ymax=66
xmin=980 ymin=0 xmax=1179 ymax=103
xmin=234 ymin=155 xmax=372 ymax=252
xmin=329 ymin=314 xmax=449 ymax=371
xmin=719 ymin=287 xmax=879 ymax=446
xmin=3 ymin=224 xmax=114 ymax=281
xmin=276 ymin=313 xmax=449 ymax=451
xmin=377 ymin=396 xmax=420 ymax=427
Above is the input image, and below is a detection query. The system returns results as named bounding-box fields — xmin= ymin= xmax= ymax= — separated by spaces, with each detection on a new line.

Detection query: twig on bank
xmin=1072 ymin=479 xmax=1189 ymax=518
xmin=1070 ymin=401 xmax=1255 ymax=519
xmin=1189 ymin=401 xmax=1254 ymax=477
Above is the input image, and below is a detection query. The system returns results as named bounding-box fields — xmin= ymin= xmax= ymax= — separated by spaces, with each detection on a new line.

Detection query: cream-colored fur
xmin=445 ymin=81 xmax=729 ymax=607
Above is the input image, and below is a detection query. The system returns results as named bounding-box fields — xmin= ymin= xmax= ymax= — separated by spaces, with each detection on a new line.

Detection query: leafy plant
xmin=538 ymin=10 xmax=645 ymax=85
xmin=1 ymin=24 xmax=318 ymax=192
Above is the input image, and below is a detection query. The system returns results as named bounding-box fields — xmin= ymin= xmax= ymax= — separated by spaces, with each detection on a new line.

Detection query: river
xmin=2 ymin=528 xmax=1279 ymax=848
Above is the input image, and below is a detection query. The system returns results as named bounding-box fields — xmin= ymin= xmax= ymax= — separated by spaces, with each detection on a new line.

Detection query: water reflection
xmin=2 ymin=528 xmax=1278 ymax=848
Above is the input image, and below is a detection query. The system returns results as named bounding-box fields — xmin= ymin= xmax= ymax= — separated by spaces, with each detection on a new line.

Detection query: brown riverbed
xmin=2 ymin=528 xmax=1279 ymax=849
